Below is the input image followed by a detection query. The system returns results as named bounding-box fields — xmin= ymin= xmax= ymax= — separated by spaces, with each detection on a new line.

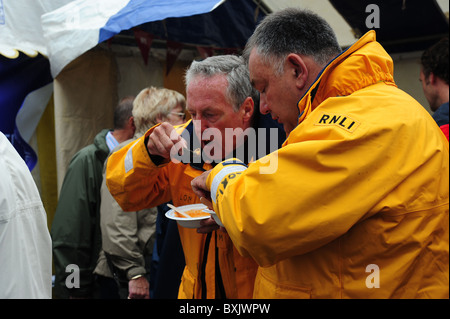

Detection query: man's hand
xmin=191 ymin=170 xmax=212 ymax=200
xmin=128 ymin=276 xmax=150 ymax=299
xmin=197 ymin=217 xmax=220 ymax=233
xmin=146 ymin=122 xmax=187 ymax=159
xmin=197 ymin=217 xmax=227 ymax=234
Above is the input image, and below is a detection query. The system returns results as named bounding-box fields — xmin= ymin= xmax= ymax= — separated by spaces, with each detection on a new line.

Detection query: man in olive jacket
xmin=51 ymin=98 xmax=135 ymax=298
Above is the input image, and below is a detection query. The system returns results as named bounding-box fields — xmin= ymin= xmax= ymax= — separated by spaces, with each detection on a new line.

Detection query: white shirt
xmin=105 ymin=130 xmax=119 ymax=152
xmin=0 ymin=132 xmax=52 ymax=298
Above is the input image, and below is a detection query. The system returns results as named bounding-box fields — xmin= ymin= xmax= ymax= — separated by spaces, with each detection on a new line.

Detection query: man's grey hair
xmin=185 ymin=55 xmax=259 ymax=112
xmin=243 ymin=8 xmax=342 ymax=74
xmin=113 ymin=96 xmax=134 ymax=130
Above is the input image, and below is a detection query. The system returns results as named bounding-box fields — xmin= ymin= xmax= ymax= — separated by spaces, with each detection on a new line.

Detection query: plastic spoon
xmin=167 ymin=203 xmax=191 ymax=218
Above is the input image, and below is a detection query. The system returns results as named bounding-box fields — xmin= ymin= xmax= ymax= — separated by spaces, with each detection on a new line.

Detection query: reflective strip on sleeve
xmin=124 ymin=140 xmax=140 ymax=173
xmin=210 ymin=165 xmax=247 ymax=204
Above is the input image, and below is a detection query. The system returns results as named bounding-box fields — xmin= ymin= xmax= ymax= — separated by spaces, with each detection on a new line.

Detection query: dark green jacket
xmin=51 ymin=129 xmax=111 ymax=298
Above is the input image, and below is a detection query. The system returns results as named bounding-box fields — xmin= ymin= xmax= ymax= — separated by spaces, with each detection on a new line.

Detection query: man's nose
xmin=259 ymin=94 xmax=270 ymax=114
xmin=193 ymin=119 xmax=206 ymax=138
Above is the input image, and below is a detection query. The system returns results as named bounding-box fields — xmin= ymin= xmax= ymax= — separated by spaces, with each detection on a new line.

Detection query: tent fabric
xmin=16 ymin=83 xmax=53 ymax=144
xmin=41 ymin=0 xmax=225 ymax=77
xmin=41 ymin=0 xmax=130 ymax=78
xmin=0 ymin=0 xmax=72 ymax=58
xmin=53 ymin=49 xmax=118 ymax=189
xmin=35 ymin=98 xmax=58 ymax=230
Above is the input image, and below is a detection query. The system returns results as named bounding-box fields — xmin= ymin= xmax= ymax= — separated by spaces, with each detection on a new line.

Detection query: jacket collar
xmin=296 ymin=30 xmax=396 ymax=125
xmin=94 ymin=128 xmax=112 ymax=163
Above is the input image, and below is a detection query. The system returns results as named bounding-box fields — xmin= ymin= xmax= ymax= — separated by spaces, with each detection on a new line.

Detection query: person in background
xmin=94 ymin=87 xmax=186 ymax=299
xmin=51 ymin=97 xmax=135 ymax=299
xmin=191 ymin=8 xmax=449 ymax=298
xmin=105 ymin=55 xmax=285 ymax=299
xmin=0 ymin=132 xmax=52 ymax=299
xmin=420 ymin=37 xmax=449 ymax=140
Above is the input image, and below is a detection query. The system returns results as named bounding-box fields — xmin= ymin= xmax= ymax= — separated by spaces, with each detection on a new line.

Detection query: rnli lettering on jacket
xmin=315 ymin=112 xmax=360 ymax=133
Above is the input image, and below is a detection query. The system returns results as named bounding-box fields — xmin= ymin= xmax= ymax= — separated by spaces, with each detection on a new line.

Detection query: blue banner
xmin=99 ymin=0 xmax=224 ymax=43
xmin=0 ymin=52 xmax=53 ymax=170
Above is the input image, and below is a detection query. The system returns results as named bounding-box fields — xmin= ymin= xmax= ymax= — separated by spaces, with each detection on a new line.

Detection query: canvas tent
xmin=0 ymin=0 xmax=449 ymax=228
xmin=0 ymin=0 xmax=267 ymax=226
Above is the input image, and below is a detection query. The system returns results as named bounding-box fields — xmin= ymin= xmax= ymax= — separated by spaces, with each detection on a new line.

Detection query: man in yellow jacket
xmin=106 ymin=55 xmax=285 ymax=298
xmin=191 ymin=8 xmax=449 ymax=298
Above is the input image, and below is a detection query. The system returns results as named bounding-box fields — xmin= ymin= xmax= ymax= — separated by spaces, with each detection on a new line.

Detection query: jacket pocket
xmin=255 ymin=270 xmax=312 ymax=299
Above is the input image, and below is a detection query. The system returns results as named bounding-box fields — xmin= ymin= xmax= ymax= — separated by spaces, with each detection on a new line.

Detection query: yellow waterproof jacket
xmin=206 ymin=31 xmax=449 ymax=298
xmin=105 ymin=116 xmax=285 ymax=298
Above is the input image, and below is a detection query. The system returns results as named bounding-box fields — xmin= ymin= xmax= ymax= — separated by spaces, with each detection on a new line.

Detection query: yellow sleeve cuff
xmin=207 ymin=159 xmax=248 ymax=204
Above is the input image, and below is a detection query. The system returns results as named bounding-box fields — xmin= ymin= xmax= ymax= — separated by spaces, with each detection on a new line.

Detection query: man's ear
xmin=286 ymin=53 xmax=309 ymax=90
xmin=427 ymin=72 xmax=436 ymax=85
xmin=241 ymin=97 xmax=254 ymax=124
xmin=129 ymin=116 xmax=136 ymax=131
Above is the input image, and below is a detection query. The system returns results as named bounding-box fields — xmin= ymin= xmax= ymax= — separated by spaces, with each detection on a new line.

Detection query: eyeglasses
xmin=170 ymin=112 xmax=186 ymax=120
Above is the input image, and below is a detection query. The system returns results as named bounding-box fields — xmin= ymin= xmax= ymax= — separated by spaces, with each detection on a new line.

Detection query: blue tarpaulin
xmin=103 ymin=0 xmax=264 ymax=48
xmin=0 ymin=53 xmax=53 ymax=170
xmin=99 ymin=0 xmax=226 ymax=43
